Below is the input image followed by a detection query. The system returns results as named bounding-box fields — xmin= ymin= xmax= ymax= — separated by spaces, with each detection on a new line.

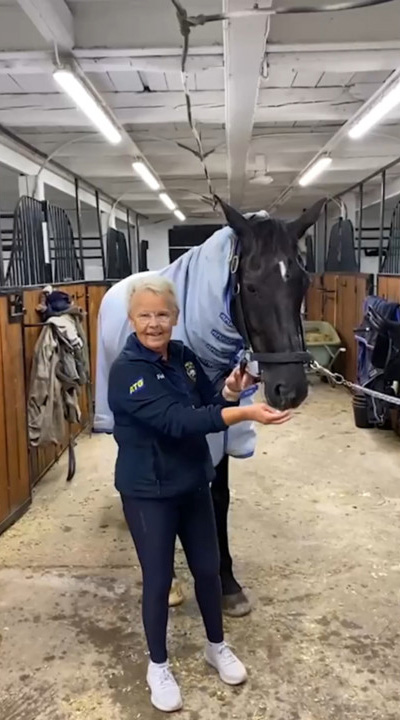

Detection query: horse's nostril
xmin=275 ymin=384 xmax=283 ymax=398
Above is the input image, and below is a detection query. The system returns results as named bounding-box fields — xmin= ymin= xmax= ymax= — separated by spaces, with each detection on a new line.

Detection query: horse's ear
xmin=214 ymin=195 xmax=250 ymax=235
xmin=287 ymin=198 xmax=326 ymax=240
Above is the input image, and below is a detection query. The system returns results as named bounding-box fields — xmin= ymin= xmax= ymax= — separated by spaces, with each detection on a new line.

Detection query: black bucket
xmin=352 ymin=393 xmax=372 ymax=429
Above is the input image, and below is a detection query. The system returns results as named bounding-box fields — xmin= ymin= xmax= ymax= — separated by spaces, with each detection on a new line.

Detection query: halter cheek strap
xmin=229 ymin=236 xmax=312 ymax=367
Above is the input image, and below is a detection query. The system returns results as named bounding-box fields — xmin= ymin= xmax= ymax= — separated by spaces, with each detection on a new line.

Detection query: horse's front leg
xmin=211 ymin=454 xmax=251 ymax=617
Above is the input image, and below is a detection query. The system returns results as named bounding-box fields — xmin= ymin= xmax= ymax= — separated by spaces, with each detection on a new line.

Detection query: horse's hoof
xmin=168 ymin=579 xmax=185 ymax=607
xmin=222 ymin=590 xmax=252 ymax=617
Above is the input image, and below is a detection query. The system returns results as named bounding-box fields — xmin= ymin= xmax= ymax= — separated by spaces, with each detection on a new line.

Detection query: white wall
xmin=140 ymin=221 xmax=171 ymax=270
xmin=360 ymin=255 xmax=379 ymax=276
xmin=141 ymin=217 xmax=222 ymax=271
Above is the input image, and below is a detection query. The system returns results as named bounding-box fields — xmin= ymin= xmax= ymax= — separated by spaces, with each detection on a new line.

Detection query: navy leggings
xmin=121 ymin=486 xmax=224 ymax=663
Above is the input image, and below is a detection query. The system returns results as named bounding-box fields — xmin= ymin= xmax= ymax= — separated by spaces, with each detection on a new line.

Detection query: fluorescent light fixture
xmin=174 ymin=209 xmax=186 ymax=222
xmin=53 ymin=69 xmax=122 ymax=145
xmin=159 ymin=192 xmax=176 ymax=211
xmin=298 ymin=156 xmax=332 ymax=187
xmin=132 ymin=161 xmax=160 ymax=191
xmin=349 ymin=78 xmax=400 ymax=139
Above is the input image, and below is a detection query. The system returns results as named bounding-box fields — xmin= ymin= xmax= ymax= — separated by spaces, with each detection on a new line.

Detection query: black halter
xmin=229 ymin=237 xmax=312 ymax=367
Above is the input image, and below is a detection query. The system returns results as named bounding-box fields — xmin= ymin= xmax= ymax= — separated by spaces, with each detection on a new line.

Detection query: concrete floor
xmin=1 ymin=382 xmax=400 ymax=719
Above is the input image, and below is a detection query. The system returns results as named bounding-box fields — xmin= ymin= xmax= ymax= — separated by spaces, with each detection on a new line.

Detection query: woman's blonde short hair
xmin=126 ymin=275 xmax=179 ymax=315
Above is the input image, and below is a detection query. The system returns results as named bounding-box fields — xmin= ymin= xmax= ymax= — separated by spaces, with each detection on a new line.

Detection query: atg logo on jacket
xmin=184 ymin=361 xmax=197 ymax=382
xmin=130 ymin=378 xmax=144 ymax=394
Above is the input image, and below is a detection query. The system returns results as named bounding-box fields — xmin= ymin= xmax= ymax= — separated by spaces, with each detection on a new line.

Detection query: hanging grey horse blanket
xmin=94 ymin=220 xmax=266 ymax=466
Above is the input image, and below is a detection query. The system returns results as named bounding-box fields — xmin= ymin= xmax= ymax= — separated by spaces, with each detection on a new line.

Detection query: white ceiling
xmin=0 ymin=0 xmax=400 ymax=221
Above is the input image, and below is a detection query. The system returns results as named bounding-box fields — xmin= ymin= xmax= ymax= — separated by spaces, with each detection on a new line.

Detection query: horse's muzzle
xmin=261 ymin=364 xmax=309 ymax=410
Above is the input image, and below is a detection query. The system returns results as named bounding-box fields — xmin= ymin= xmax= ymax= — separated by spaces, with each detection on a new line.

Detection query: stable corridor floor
xmin=1 ymin=382 xmax=400 ymax=720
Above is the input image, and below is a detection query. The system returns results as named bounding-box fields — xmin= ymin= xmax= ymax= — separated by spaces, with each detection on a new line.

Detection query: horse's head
xmin=218 ymin=197 xmax=326 ymax=410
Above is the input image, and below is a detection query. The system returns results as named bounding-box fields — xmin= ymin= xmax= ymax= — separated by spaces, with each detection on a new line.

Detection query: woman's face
xmin=129 ymin=289 xmax=178 ymax=355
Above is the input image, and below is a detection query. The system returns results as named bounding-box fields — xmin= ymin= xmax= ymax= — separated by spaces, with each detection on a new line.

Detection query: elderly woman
xmin=108 ymin=276 xmax=291 ymax=713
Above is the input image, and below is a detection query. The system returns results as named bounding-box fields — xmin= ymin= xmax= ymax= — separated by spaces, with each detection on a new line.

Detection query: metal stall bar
xmin=378 ymin=170 xmax=386 ymax=273
xmin=0 ymin=212 xmax=5 ymax=286
xmin=357 ymin=183 xmax=363 ymax=271
xmin=323 ymin=203 xmax=328 ymax=272
xmin=126 ymin=208 xmax=133 ymax=272
xmin=396 ymin=200 xmax=400 ymax=273
xmin=312 ymin=221 xmax=317 ymax=272
xmin=135 ymin=213 xmax=141 ymax=271
xmin=74 ymin=178 xmax=85 ymax=280
xmin=41 ymin=201 xmax=53 ymax=283
xmin=95 ymin=190 xmax=106 ymax=279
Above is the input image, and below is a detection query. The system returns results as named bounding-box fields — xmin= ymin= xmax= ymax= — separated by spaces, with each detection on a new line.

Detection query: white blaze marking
xmin=279 ymin=260 xmax=287 ymax=280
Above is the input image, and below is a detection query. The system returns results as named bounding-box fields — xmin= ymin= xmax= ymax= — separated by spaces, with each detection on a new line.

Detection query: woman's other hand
xmin=224 ymin=367 xmax=257 ymax=395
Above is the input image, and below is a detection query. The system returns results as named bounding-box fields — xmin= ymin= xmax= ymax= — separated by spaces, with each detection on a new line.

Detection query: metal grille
xmin=47 ymin=203 xmax=82 ymax=282
xmin=2 ymin=197 xmax=83 ymax=287
xmin=305 ymin=233 xmax=315 ymax=272
xmin=5 ymin=196 xmax=47 ymax=286
xmin=106 ymin=228 xmax=131 ymax=279
xmin=325 ymin=218 xmax=358 ymax=272
xmin=381 ymin=199 xmax=400 ymax=274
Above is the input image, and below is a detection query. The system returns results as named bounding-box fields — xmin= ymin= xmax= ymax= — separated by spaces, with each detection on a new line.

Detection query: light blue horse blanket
xmin=94 ymin=220 xmax=265 ymax=466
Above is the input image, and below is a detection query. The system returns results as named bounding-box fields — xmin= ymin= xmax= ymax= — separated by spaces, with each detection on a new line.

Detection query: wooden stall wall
xmin=87 ymin=283 xmax=110 ymax=397
xmin=307 ymin=273 xmax=370 ymax=382
xmin=0 ymin=294 xmax=31 ymax=533
xmin=0 ymin=282 xmax=110 ymax=533
xmin=377 ymin=275 xmax=400 ymax=303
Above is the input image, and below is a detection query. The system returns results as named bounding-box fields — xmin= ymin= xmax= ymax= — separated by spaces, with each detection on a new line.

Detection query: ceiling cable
xmin=170 ymin=0 xmax=217 ymax=206
xmin=177 ymin=0 xmax=394 ymax=25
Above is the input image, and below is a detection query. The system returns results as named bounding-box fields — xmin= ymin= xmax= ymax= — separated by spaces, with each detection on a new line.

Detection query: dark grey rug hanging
xmin=106 ymin=228 xmax=131 ymax=279
xmin=305 ymin=233 xmax=315 ymax=272
xmin=325 ymin=218 xmax=358 ymax=272
xmin=381 ymin=199 xmax=400 ymax=274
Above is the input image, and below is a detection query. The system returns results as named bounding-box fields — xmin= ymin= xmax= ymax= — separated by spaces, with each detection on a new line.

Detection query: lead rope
xmin=310 ymin=360 xmax=400 ymax=408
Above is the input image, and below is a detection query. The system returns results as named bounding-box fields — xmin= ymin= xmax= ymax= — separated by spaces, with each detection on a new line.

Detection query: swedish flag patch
xmin=129 ymin=378 xmax=144 ymax=394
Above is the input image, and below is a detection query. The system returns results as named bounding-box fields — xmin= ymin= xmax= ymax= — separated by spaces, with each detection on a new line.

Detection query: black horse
xmin=95 ymin=196 xmax=326 ymax=615
xmin=212 ymin=197 xmax=325 ymax=614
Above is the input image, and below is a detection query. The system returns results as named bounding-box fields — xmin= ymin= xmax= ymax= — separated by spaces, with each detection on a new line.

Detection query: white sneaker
xmin=146 ymin=661 xmax=183 ymax=712
xmin=205 ymin=642 xmax=248 ymax=685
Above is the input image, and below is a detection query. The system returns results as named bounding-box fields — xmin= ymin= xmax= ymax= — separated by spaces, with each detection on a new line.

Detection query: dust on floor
xmin=1 ymin=383 xmax=400 ymax=720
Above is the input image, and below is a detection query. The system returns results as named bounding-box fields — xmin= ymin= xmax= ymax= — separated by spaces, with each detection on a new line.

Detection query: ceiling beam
xmin=266 ymin=41 xmax=400 ymax=73
xmin=16 ymin=0 xmax=74 ymax=50
xmin=267 ymin=50 xmax=400 ymax=74
xmin=0 ymin=90 xmax=226 ymax=110
xmin=2 ymin=40 xmax=400 ymax=75
xmin=0 ymin=47 xmax=223 ymax=75
xmin=0 ymin=105 xmax=228 ymax=127
xmin=7 ymin=100 xmax=400 ymax=127
xmin=223 ymin=0 xmax=271 ymax=207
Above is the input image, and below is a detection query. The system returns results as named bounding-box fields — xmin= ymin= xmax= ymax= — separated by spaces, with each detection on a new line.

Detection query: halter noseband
xmin=229 ymin=236 xmax=312 ymax=367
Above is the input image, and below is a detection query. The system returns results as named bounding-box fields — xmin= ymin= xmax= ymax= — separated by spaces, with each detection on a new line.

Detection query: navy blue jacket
xmin=108 ymin=334 xmax=234 ymax=498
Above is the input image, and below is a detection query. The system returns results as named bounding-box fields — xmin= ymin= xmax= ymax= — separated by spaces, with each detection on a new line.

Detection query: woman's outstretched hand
xmin=249 ymin=403 xmax=292 ymax=426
